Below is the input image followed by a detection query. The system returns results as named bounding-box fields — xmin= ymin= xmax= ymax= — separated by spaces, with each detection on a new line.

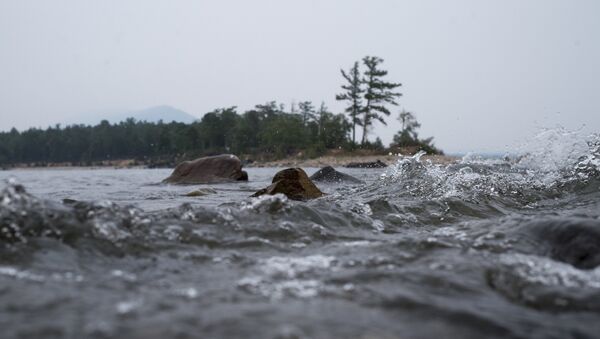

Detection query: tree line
xmin=0 ymin=56 xmax=441 ymax=166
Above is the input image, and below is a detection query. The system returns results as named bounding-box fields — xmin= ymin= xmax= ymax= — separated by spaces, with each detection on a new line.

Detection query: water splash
xmin=514 ymin=127 xmax=591 ymax=173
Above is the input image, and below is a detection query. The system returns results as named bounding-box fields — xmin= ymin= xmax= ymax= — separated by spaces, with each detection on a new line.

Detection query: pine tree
xmin=336 ymin=61 xmax=364 ymax=145
xmin=290 ymin=101 xmax=298 ymax=114
xmin=395 ymin=110 xmax=421 ymax=145
xmin=361 ymin=56 xmax=402 ymax=144
xmin=316 ymin=101 xmax=329 ymax=136
xmin=298 ymin=101 xmax=316 ymax=126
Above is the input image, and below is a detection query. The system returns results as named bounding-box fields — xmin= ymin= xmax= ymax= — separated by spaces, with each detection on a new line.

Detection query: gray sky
xmin=1 ymin=0 xmax=598 ymax=153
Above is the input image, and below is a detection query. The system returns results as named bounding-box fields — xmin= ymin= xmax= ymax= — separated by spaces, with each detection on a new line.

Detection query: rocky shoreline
xmin=244 ymin=154 xmax=458 ymax=168
xmin=1 ymin=153 xmax=459 ymax=170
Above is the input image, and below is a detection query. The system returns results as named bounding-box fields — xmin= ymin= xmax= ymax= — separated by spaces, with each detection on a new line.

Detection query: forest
xmin=0 ymin=56 xmax=441 ymax=166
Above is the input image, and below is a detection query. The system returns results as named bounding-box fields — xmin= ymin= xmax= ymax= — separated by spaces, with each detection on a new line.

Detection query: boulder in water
xmin=251 ymin=168 xmax=324 ymax=201
xmin=345 ymin=160 xmax=387 ymax=168
xmin=310 ymin=166 xmax=363 ymax=184
xmin=163 ymin=154 xmax=248 ymax=184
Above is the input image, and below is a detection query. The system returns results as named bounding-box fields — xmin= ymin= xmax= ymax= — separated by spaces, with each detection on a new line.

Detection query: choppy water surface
xmin=1 ymin=129 xmax=600 ymax=339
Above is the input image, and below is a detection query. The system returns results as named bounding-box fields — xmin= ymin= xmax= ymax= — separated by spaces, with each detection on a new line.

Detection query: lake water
xmin=1 ymin=129 xmax=600 ymax=339
xmin=0 ymin=167 xmax=381 ymax=211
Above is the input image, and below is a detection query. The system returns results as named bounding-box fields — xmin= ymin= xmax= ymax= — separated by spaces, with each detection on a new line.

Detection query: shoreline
xmin=245 ymin=154 xmax=458 ymax=168
xmin=1 ymin=154 xmax=459 ymax=171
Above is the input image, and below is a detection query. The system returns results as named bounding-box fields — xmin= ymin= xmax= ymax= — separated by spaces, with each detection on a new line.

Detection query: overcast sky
xmin=0 ymin=0 xmax=598 ymax=153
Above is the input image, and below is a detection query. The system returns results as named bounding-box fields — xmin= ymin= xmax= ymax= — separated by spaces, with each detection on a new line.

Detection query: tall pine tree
xmin=335 ymin=61 xmax=364 ymax=145
xmin=361 ymin=56 xmax=402 ymax=144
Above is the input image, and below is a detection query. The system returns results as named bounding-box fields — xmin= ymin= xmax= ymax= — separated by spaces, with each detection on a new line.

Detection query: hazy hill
xmin=62 ymin=105 xmax=199 ymax=127
xmin=107 ymin=105 xmax=198 ymax=124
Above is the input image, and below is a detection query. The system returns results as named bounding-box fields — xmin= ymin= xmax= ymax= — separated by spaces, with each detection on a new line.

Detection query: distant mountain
xmin=62 ymin=105 xmax=199 ymax=127
xmin=108 ymin=105 xmax=198 ymax=124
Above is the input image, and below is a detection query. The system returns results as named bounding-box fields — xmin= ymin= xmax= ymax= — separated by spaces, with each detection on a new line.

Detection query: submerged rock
xmin=252 ymin=168 xmax=324 ymax=201
xmin=62 ymin=198 xmax=79 ymax=205
xmin=184 ymin=188 xmax=217 ymax=197
xmin=163 ymin=154 xmax=248 ymax=184
xmin=345 ymin=160 xmax=387 ymax=168
xmin=517 ymin=218 xmax=600 ymax=270
xmin=310 ymin=166 xmax=363 ymax=184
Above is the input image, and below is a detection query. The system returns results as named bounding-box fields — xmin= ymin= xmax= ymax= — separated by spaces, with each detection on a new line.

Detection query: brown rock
xmin=163 ymin=154 xmax=248 ymax=184
xmin=252 ymin=168 xmax=324 ymax=201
